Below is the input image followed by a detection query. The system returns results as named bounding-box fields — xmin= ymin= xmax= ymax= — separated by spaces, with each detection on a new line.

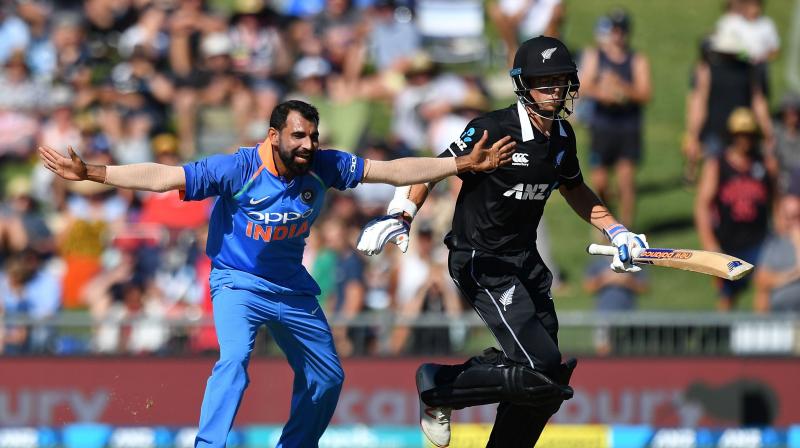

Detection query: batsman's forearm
xmin=99 ymin=163 xmax=186 ymax=192
xmin=364 ymin=157 xmax=460 ymax=185
xmin=561 ymin=183 xmax=617 ymax=230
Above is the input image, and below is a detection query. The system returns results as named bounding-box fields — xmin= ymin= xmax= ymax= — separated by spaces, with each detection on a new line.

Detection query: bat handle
xmin=587 ymin=244 xmax=617 ymax=256
xmin=587 ymin=244 xmax=646 ymax=258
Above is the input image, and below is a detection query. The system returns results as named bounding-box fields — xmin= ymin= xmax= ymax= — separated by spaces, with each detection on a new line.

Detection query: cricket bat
xmin=586 ymin=245 xmax=754 ymax=281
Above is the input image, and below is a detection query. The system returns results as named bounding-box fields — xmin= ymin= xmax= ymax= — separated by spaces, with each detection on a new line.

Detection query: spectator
xmin=714 ymin=0 xmax=779 ymax=98
xmin=683 ymin=29 xmax=774 ymax=182
xmin=228 ymin=4 xmax=292 ymax=137
xmin=0 ymin=52 xmax=45 ymax=158
xmin=38 ymin=87 xmax=82 ymax=154
xmin=287 ymin=54 xmax=373 ymax=152
xmin=583 ymin=249 xmax=648 ymax=355
xmin=0 ymin=3 xmax=31 ymax=65
xmin=695 ymin=107 xmax=772 ymax=310
xmin=774 ymin=92 xmax=800 ymax=194
xmin=391 ymin=51 xmax=478 ymax=154
xmin=365 ymin=0 xmax=420 ymax=73
xmin=58 ymin=148 xmax=128 ymax=309
xmin=311 ymin=0 xmax=361 ymax=75
xmin=580 ymin=10 xmax=651 ymax=226
xmin=352 ymin=141 xmax=396 ymax=216
xmin=117 ymin=5 xmax=170 ymax=61
xmin=489 ymin=0 xmax=563 ymax=67
xmin=388 ymin=222 xmax=461 ymax=355
xmin=754 ymin=195 xmax=800 ymax=312
xmin=82 ymin=252 xmax=169 ymax=354
xmin=321 ymin=216 xmax=368 ymax=356
xmin=0 ymin=249 xmax=61 ymax=354
xmin=715 ymin=0 xmax=779 ymax=62
xmin=49 ymin=13 xmax=90 ymax=86
xmin=1 ymin=177 xmax=53 ymax=257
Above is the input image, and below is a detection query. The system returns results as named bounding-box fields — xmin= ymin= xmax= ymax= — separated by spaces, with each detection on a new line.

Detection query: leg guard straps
xmin=421 ymin=363 xmax=574 ymax=412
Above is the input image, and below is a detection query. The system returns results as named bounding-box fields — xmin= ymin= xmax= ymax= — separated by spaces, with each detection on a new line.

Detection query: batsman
xmin=357 ymin=36 xmax=649 ymax=447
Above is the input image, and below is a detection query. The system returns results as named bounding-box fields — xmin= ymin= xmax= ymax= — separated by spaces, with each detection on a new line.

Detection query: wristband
xmin=603 ymin=224 xmax=628 ymax=241
xmin=387 ymin=198 xmax=417 ymax=219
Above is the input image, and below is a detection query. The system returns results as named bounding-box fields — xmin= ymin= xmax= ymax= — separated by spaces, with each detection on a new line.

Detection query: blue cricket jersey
xmin=182 ymin=143 xmax=364 ymax=296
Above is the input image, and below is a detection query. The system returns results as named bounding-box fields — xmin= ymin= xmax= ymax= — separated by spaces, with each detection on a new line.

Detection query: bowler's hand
xmin=456 ymin=131 xmax=515 ymax=173
xmin=39 ymin=145 xmax=88 ymax=181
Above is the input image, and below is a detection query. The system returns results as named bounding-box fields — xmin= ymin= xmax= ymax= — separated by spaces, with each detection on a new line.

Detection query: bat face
xmin=637 ymin=249 xmax=693 ymax=260
xmin=586 ymin=244 xmax=754 ymax=281
xmin=633 ymin=248 xmax=753 ymax=281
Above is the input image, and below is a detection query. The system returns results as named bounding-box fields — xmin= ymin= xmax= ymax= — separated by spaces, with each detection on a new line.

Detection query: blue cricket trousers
xmin=194 ymin=285 xmax=344 ymax=448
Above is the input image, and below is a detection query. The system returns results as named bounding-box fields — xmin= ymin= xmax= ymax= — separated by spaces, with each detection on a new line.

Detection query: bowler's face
xmin=274 ymin=111 xmax=320 ymax=175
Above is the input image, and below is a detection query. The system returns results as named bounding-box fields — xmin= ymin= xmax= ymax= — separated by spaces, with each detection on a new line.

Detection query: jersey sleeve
xmin=558 ymin=122 xmax=584 ymax=189
xmin=436 ymin=116 xmax=501 ymax=159
xmin=315 ymin=149 xmax=365 ymax=191
xmin=182 ymin=152 xmax=245 ymax=201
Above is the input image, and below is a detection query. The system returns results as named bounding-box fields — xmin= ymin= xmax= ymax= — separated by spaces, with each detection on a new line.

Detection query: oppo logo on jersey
xmin=244 ymin=208 xmax=314 ymax=243
xmin=503 ymin=183 xmax=550 ymax=200
xmin=247 ymin=208 xmax=314 ymax=224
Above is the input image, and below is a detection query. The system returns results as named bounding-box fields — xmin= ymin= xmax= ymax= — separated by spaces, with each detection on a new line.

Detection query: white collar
xmin=517 ymin=101 xmax=567 ymax=141
xmin=517 ymin=100 xmax=535 ymax=142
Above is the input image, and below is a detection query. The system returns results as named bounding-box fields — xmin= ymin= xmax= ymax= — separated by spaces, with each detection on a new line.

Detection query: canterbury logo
xmin=512 ymin=152 xmax=529 ymax=166
xmin=499 ymin=285 xmax=515 ymax=311
xmin=541 ymin=47 xmax=557 ymax=62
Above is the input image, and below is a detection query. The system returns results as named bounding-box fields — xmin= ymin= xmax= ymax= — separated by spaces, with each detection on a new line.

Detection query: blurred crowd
xmin=0 ymin=0 xmax=797 ymax=357
xmin=0 ymin=0 xmax=521 ymax=356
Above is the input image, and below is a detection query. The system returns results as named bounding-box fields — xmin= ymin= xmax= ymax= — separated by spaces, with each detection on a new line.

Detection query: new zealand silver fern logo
xmin=541 ymin=47 xmax=557 ymax=62
xmin=499 ymin=285 xmax=515 ymax=311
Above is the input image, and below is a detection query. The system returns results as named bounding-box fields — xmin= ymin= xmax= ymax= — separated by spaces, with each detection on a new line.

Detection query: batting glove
xmin=357 ymin=214 xmax=411 ymax=256
xmin=605 ymin=224 xmax=649 ymax=273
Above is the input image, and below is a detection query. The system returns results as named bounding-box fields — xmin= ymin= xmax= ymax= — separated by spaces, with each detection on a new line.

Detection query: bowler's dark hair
xmin=270 ymin=100 xmax=320 ymax=130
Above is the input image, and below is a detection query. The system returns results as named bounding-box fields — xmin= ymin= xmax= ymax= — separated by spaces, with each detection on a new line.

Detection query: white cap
xmin=293 ymin=56 xmax=331 ymax=80
xmin=201 ymin=32 xmax=233 ymax=58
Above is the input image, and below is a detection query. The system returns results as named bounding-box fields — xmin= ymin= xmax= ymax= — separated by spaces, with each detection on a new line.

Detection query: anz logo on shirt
xmin=244 ymin=208 xmax=314 ymax=243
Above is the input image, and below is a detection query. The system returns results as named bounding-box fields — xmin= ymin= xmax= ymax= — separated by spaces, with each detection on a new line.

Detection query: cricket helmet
xmin=510 ymin=36 xmax=580 ymax=120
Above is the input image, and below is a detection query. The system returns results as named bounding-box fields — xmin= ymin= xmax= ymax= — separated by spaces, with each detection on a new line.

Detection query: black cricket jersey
xmin=438 ymin=102 xmax=583 ymax=253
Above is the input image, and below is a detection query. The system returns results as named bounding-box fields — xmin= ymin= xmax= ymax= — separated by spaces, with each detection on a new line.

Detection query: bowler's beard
xmin=278 ymin=147 xmax=314 ymax=176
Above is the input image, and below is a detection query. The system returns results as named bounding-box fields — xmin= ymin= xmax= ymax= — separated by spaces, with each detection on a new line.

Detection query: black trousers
xmin=444 ymin=246 xmax=563 ymax=447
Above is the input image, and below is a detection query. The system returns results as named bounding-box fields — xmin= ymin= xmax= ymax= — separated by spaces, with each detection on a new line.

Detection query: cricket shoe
xmin=416 ymin=363 xmax=451 ymax=447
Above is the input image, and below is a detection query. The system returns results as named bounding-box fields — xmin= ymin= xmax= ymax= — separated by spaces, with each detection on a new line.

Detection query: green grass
xmin=536 ymin=0 xmax=795 ymax=310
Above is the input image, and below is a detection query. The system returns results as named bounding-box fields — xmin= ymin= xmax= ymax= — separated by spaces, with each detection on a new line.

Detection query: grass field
xmin=533 ymin=0 xmax=796 ymax=311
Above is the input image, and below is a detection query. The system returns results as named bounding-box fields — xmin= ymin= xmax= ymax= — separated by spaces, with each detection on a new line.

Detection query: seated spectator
xmin=57 ymin=148 xmax=129 ymax=310
xmin=388 ymin=222 xmax=461 ymax=355
xmin=229 ymin=3 xmax=291 ymax=136
xmin=0 ymin=249 xmax=61 ymax=354
xmin=320 ymin=216 xmax=368 ymax=356
xmin=1 ymin=177 xmax=53 ymax=257
xmin=352 ymin=141 xmax=396 ymax=216
xmin=0 ymin=4 xmax=30 ymax=65
xmin=286 ymin=55 xmax=371 ymax=151
xmin=755 ymin=195 xmax=800 ymax=312
xmin=584 ymin=248 xmax=648 ymax=355
xmin=365 ymin=0 xmax=420 ymax=73
xmin=775 ymin=92 xmax=800 ymax=194
xmin=0 ymin=52 xmax=44 ymax=158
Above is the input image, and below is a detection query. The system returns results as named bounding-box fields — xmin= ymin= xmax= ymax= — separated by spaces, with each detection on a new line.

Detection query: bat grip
xmin=586 ymin=244 xmax=617 ymax=256
xmin=587 ymin=244 xmax=646 ymax=258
